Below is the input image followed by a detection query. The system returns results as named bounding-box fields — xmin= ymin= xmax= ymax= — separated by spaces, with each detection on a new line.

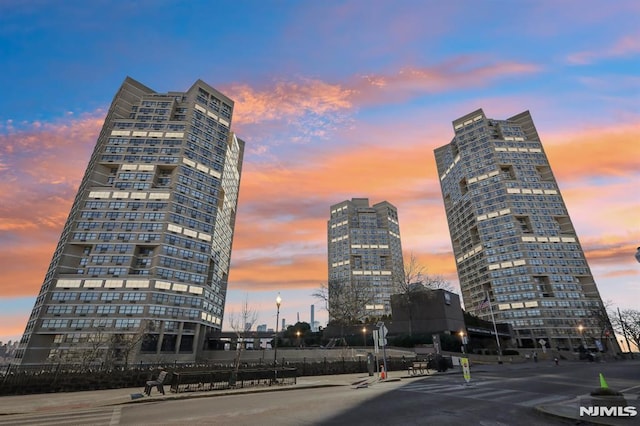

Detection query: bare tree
xmin=422 ymin=274 xmax=455 ymax=292
xmin=48 ymin=329 xmax=110 ymax=369
xmin=313 ymin=279 xmax=374 ymax=347
xmin=108 ymin=320 xmax=156 ymax=369
xmin=312 ymin=279 xmax=373 ymax=325
xmin=586 ymin=300 xmax=618 ymax=352
xmin=397 ymin=251 xmax=424 ymax=294
xmin=398 ymin=252 xmax=454 ymax=293
xmin=227 ymin=294 xmax=259 ymax=374
xmin=610 ymin=308 xmax=640 ymax=354
xmin=395 ymin=252 xmax=455 ymax=336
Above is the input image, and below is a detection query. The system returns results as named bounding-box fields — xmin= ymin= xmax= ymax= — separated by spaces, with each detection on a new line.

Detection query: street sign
xmin=432 ymin=334 xmax=441 ymax=354
xmin=376 ymin=322 xmax=388 ymax=347
xmin=380 ymin=324 xmax=388 ymax=339
xmin=538 ymin=339 xmax=547 ymax=353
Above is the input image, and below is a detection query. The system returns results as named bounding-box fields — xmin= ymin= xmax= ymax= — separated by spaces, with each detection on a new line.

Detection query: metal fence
xmin=0 ymin=356 xmax=413 ymax=396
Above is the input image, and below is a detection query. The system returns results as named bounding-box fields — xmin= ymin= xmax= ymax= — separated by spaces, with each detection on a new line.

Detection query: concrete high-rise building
xmin=435 ymin=109 xmax=614 ymax=351
xmin=14 ymin=77 xmax=244 ymax=365
xmin=328 ymin=198 xmax=404 ymax=319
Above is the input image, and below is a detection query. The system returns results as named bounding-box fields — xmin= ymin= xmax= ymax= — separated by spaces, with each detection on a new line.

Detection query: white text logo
xmin=579 ymin=406 xmax=637 ymax=417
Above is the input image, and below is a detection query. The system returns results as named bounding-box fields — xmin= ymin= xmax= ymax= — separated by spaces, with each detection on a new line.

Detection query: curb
xmin=123 ymin=382 xmax=344 ymax=406
xmin=534 ymin=393 xmax=639 ymax=426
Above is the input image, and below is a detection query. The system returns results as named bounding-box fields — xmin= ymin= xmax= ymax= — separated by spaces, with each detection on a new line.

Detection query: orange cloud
xmin=1 ymin=88 xmax=637 ymax=317
xmin=544 ymin=122 xmax=640 ymax=181
xmin=0 ymin=313 xmax=29 ymax=342
xmin=350 ymin=59 xmax=541 ymax=105
xmin=226 ymin=58 xmax=541 ymax=136
xmin=228 ymin=79 xmax=354 ymax=125
xmin=0 ymin=115 xmax=102 ymax=297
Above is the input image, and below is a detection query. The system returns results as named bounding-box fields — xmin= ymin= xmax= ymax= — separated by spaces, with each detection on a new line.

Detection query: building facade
xmin=389 ymin=288 xmax=466 ymax=337
xmin=327 ymin=198 xmax=404 ymax=319
xmin=434 ymin=109 xmax=613 ymax=351
xmin=14 ymin=77 xmax=244 ymax=365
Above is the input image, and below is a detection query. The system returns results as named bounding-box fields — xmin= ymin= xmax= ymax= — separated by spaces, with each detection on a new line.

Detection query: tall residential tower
xmin=435 ymin=109 xmax=613 ymax=351
xmin=328 ymin=198 xmax=404 ymax=319
xmin=14 ymin=77 xmax=244 ymax=365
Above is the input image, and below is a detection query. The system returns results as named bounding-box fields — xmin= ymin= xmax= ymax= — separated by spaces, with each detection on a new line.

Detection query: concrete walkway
xmin=0 ymin=371 xmax=387 ymax=416
xmin=0 ymin=362 xmax=635 ymax=425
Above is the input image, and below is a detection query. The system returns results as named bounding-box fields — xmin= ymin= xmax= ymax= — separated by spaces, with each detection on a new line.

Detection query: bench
xmin=408 ymin=361 xmax=429 ymax=376
xmin=144 ymin=370 xmax=168 ymax=396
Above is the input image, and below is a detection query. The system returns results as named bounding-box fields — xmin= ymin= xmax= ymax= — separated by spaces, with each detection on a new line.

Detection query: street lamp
xmin=296 ymin=330 xmax=301 ymax=348
xmin=578 ymin=324 xmax=585 ymax=347
xmin=274 ymin=293 xmax=282 ymax=365
xmin=362 ymin=327 xmax=367 ymax=347
xmin=459 ymin=331 xmax=467 ymax=354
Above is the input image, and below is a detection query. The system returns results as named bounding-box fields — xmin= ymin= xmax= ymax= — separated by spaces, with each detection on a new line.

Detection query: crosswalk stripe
xmin=461 ymin=388 xmax=514 ymax=399
xmin=0 ymin=407 xmax=115 ymax=426
xmin=399 ymin=380 xmax=570 ymax=409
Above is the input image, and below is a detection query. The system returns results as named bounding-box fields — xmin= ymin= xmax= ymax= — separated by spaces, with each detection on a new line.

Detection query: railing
xmin=0 ymin=356 xmax=413 ymax=396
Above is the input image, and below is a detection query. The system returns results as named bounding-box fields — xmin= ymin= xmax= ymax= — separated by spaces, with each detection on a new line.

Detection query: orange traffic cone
xmin=380 ymin=365 xmax=386 ymax=380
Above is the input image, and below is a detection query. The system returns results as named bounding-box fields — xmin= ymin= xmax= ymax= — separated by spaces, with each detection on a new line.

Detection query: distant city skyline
xmin=1 ymin=1 xmax=639 ymax=342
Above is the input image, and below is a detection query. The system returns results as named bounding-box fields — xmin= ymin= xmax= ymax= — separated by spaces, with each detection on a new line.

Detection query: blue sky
xmin=1 ymin=0 xmax=639 ymax=342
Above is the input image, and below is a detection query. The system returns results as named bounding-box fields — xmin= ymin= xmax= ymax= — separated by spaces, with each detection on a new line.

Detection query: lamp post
xmin=362 ymin=327 xmax=367 ymax=348
xmin=578 ymin=324 xmax=586 ymax=348
xmin=273 ymin=293 xmax=282 ymax=366
xmin=459 ymin=331 xmax=467 ymax=354
xmin=296 ymin=330 xmax=301 ymax=348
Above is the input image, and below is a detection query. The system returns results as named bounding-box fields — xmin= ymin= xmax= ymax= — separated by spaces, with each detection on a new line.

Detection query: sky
xmin=0 ymin=0 xmax=639 ymax=344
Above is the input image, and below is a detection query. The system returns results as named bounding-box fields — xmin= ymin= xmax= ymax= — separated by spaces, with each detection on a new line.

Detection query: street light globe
xmin=578 ymin=324 xmax=584 ymax=332
xmin=276 ymin=294 xmax=282 ymax=308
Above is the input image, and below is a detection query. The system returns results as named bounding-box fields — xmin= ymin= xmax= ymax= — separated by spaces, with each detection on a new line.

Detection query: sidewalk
xmin=0 ymin=371 xmax=398 ymax=416
xmin=0 ymin=362 xmax=634 ymax=425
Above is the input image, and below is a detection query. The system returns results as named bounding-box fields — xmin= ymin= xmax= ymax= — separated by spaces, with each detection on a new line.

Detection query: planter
xmin=590 ymin=388 xmax=626 ymax=407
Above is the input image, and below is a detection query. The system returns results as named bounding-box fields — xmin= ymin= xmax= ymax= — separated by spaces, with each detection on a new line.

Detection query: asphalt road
xmin=2 ymin=361 xmax=638 ymax=425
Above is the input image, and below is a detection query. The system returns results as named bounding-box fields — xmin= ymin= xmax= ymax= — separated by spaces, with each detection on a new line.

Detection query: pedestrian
xmin=533 ymin=351 xmax=538 ymax=363
xmin=554 ymin=357 xmax=559 ymax=366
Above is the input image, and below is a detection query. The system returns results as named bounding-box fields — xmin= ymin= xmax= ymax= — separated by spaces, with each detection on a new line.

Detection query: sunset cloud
xmin=350 ymin=59 xmax=541 ymax=105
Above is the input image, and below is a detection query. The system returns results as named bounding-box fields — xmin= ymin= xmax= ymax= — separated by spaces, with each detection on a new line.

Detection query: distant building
xmin=256 ymin=324 xmax=267 ymax=332
xmin=434 ymin=109 xmax=614 ymax=351
xmin=328 ymin=198 xmax=404 ymax=318
xmin=389 ymin=288 xmax=465 ymax=336
xmin=14 ymin=77 xmax=244 ymax=366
